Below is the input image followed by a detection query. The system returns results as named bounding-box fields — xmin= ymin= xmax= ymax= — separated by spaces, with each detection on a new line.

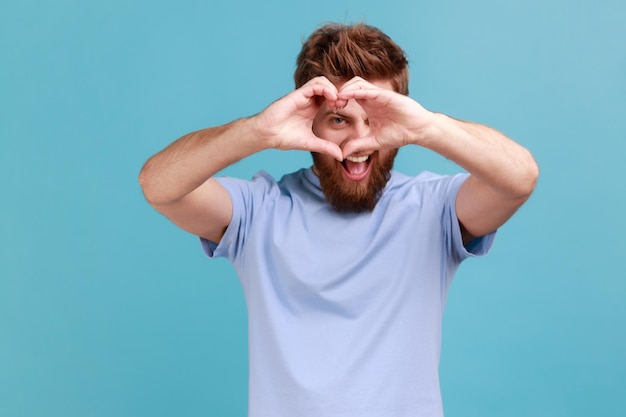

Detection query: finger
xmin=306 ymin=137 xmax=344 ymax=161
xmin=302 ymin=77 xmax=339 ymax=101
xmin=337 ymin=88 xmax=384 ymax=102
xmin=339 ymin=76 xmax=368 ymax=90
xmin=303 ymin=77 xmax=352 ymax=110
xmin=331 ymin=97 xmax=349 ymax=110
xmin=339 ymin=77 xmax=380 ymax=92
xmin=341 ymin=136 xmax=381 ymax=159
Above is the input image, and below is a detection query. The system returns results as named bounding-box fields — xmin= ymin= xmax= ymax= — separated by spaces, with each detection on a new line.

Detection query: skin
xmin=311 ymin=79 xmax=399 ymax=212
xmin=311 ymin=79 xmax=398 ymax=179
xmin=139 ymin=76 xmax=539 ymax=245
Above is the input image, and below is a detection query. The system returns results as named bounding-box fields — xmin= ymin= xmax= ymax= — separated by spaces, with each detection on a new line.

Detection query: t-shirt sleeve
xmin=199 ymin=171 xmax=277 ymax=261
xmin=437 ymin=173 xmax=496 ymax=263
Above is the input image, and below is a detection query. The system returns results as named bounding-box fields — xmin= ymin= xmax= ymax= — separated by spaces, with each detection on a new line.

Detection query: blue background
xmin=2 ymin=0 xmax=625 ymax=416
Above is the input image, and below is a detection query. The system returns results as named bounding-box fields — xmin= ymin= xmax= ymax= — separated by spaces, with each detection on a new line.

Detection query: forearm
xmin=420 ymin=113 xmax=539 ymax=199
xmin=139 ymin=117 xmax=267 ymax=205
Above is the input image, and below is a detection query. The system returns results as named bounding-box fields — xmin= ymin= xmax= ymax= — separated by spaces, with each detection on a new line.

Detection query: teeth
xmin=345 ymin=155 xmax=369 ymax=163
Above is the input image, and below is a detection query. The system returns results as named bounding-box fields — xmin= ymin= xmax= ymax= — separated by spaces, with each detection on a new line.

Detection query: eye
xmin=330 ymin=116 xmax=346 ymax=125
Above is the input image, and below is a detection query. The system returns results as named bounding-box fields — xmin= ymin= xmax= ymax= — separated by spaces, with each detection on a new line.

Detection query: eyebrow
xmin=324 ymin=110 xmax=351 ymax=119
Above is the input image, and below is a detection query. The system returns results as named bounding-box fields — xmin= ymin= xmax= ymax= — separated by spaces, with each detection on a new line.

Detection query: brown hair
xmin=294 ymin=23 xmax=409 ymax=95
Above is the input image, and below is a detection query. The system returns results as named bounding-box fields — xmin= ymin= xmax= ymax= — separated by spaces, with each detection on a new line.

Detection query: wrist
xmin=248 ymin=112 xmax=285 ymax=151
xmin=234 ymin=116 xmax=275 ymax=153
xmin=410 ymin=111 xmax=447 ymax=147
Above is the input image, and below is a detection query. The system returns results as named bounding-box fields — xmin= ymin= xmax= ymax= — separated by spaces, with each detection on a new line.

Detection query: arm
xmin=337 ymin=77 xmax=539 ymax=244
xmin=139 ymin=77 xmax=344 ymax=242
xmin=139 ymin=119 xmax=263 ymax=243
xmin=423 ymin=115 xmax=538 ymax=244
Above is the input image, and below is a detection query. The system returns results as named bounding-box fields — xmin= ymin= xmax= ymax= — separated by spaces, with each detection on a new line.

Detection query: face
xmin=311 ymin=79 xmax=398 ymax=213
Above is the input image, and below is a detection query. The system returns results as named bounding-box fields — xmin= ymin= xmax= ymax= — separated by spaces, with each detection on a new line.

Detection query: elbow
xmin=138 ymin=158 xmax=189 ymax=206
xmin=138 ymin=170 xmax=151 ymax=200
xmin=138 ymin=160 xmax=163 ymax=205
xmin=514 ymin=154 xmax=540 ymax=200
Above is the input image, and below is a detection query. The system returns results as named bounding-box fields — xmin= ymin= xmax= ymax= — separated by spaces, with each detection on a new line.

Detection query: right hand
xmin=253 ymin=76 xmax=344 ymax=161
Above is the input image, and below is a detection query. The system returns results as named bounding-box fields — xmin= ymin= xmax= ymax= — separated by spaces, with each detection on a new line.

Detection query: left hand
xmin=336 ymin=77 xmax=436 ymax=158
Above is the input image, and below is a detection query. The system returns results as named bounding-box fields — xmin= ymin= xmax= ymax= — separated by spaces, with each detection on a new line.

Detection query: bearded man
xmin=139 ymin=23 xmax=538 ymax=417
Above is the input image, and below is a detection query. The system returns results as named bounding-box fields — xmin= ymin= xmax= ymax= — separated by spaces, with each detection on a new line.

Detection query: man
xmin=139 ymin=23 xmax=538 ymax=417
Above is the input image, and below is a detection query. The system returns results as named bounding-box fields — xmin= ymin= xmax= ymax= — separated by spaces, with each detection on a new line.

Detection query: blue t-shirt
xmin=202 ymin=168 xmax=495 ymax=417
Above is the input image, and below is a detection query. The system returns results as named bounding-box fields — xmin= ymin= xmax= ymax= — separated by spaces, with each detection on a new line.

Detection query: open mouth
xmin=341 ymin=154 xmax=373 ymax=181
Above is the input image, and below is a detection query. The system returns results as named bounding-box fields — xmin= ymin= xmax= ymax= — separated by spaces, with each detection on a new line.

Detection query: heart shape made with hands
xmin=311 ymin=78 xmax=429 ymax=159
xmin=261 ymin=75 xmax=430 ymax=161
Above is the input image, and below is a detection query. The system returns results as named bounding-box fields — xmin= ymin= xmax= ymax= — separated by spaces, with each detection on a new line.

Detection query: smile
xmin=341 ymin=154 xmax=373 ymax=181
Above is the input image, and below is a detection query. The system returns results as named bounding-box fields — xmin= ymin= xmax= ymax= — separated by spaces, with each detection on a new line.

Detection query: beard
xmin=311 ymin=149 xmax=398 ymax=213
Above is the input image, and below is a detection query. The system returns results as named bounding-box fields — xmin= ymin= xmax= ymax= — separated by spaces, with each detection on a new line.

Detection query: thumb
xmin=341 ymin=136 xmax=379 ymax=159
xmin=307 ymin=137 xmax=343 ymax=161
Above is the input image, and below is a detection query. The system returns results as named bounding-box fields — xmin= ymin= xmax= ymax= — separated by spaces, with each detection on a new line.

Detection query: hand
xmin=253 ymin=76 xmax=345 ymax=161
xmin=336 ymin=77 xmax=435 ymax=158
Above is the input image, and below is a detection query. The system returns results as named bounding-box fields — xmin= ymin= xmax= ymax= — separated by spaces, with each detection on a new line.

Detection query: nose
xmin=339 ymin=118 xmax=370 ymax=149
xmin=353 ymin=117 xmax=370 ymax=139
